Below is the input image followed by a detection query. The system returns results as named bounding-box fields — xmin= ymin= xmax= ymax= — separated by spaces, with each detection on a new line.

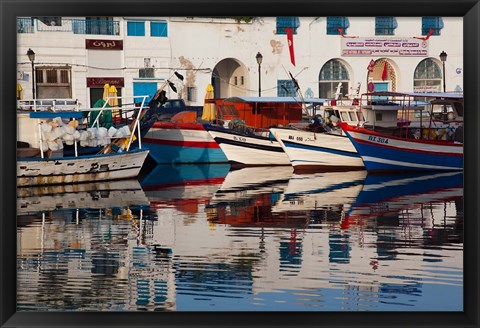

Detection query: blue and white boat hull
xmin=342 ymin=125 xmax=463 ymax=172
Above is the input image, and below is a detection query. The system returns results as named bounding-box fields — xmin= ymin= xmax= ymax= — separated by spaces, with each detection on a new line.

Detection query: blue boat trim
xmin=214 ymin=137 xmax=284 ymax=153
xmin=17 ymin=166 xmax=144 ymax=178
xmin=29 ymin=111 xmax=84 ymax=119
xmin=144 ymin=142 xmax=228 ymax=164
xmin=18 ymin=148 xmax=149 ymax=162
xmin=284 ymin=178 xmax=365 ymax=200
xmin=282 ymin=139 xmax=360 ymax=158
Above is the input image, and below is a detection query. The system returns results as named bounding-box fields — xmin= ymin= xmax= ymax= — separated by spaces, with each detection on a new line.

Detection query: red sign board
xmin=86 ymin=39 xmax=123 ymax=50
xmin=87 ymin=77 xmax=124 ymax=88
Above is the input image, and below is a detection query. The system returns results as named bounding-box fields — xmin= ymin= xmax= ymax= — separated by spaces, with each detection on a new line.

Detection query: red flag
xmin=413 ymin=28 xmax=435 ymax=41
xmin=285 ymin=27 xmax=295 ymax=66
xmin=367 ymin=59 xmax=375 ymax=72
xmin=381 ymin=62 xmax=388 ymax=81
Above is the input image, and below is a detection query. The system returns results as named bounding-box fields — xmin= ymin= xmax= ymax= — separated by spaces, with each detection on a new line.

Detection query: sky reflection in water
xmin=17 ymin=165 xmax=463 ymax=311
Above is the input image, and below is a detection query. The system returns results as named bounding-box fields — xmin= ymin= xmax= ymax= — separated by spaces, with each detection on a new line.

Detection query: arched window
xmin=319 ymin=60 xmax=350 ymax=99
xmin=414 ymin=59 xmax=442 ymax=92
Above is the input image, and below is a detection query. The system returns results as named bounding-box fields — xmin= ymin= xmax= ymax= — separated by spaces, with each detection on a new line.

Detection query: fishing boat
xmin=143 ymin=118 xmax=228 ymax=164
xmin=341 ymin=92 xmax=463 ymax=172
xmin=17 ymin=96 xmax=150 ymax=186
xmin=142 ymin=84 xmax=228 ymax=164
xmin=204 ymin=96 xmax=327 ymax=167
xmin=270 ymin=101 xmax=365 ymax=172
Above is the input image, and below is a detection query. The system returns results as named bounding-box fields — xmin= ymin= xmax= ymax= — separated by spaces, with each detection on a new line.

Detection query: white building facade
xmin=17 ymin=16 xmax=463 ymax=107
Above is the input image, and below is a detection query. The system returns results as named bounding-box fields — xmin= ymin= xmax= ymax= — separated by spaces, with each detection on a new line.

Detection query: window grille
xmin=277 ymin=80 xmax=296 ymax=97
xmin=139 ymin=68 xmax=155 ymax=78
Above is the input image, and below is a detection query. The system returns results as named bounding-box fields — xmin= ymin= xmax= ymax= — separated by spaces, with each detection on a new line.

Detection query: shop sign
xmin=86 ymin=39 xmax=123 ymax=50
xmin=413 ymin=85 xmax=441 ymax=92
xmin=87 ymin=77 xmax=124 ymax=87
xmin=342 ymin=37 xmax=428 ymax=57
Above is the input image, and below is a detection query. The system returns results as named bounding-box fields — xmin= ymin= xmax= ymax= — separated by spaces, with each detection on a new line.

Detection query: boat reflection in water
xmin=17 ymin=179 xmax=150 ymax=216
xmin=17 ymin=165 xmax=463 ymax=312
xmin=272 ymin=170 xmax=367 ymax=215
xmin=140 ymin=163 xmax=231 ymax=213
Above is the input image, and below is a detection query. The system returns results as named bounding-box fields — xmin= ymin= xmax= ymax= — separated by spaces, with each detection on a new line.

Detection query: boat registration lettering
xmin=368 ymin=135 xmax=389 ymax=144
xmin=233 ymin=136 xmax=247 ymax=142
xmin=288 ymin=135 xmax=303 ymax=142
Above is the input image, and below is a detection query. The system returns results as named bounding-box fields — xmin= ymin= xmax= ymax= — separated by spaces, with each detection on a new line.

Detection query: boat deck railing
xmin=25 ymin=95 xmax=150 ymax=158
xmin=17 ymin=99 xmax=81 ymax=112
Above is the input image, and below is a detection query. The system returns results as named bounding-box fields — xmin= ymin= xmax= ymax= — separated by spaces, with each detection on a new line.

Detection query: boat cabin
xmin=209 ymin=96 xmax=327 ymax=129
xmin=359 ymin=91 xmax=464 ymax=141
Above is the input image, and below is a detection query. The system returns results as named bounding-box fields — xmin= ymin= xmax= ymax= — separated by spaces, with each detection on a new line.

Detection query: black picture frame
xmin=1 ymin=0 xmax=478 ymax=327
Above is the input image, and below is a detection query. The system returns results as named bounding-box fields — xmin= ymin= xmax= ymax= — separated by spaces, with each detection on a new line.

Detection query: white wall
xmin=17 ymin=16 xmax=463 ymax=107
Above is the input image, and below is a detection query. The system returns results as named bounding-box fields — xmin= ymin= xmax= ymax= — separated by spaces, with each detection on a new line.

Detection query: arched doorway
xmin=367 ymin=58 xmax=397 ymax=92
xmin=413 ymin=58 xmax=442 ymax=92
xmin=318 ymin=59 xmax=351 ymax=99
xmin=212 ymin=58 xmax=248 ymax=98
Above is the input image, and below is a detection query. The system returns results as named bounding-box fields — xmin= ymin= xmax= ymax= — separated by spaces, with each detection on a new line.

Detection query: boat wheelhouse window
xmin=375 ymin=113 xmax=383 ymax=121
xmin=348 ymin=112 xmax=356 ymax=121
xmin=454 ymin=101 xmax=463 ymax=117
xmin=340 ymin=112 xmax=349 ymax=122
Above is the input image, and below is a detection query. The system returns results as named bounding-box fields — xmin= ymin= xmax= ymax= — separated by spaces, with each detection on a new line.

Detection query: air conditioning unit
xmin=139 ymin=68 xmax=154 ymax=78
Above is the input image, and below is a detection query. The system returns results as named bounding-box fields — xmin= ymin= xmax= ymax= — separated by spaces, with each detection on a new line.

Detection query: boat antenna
xmin=280 ymin=65 xmax=311 ymax=119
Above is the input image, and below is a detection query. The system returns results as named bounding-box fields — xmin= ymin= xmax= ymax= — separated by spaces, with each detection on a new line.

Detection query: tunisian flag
xmin=381 ymin=62 xmax=388 ymax=81
xmin=285 ymin=27 xmax=295 ymax=66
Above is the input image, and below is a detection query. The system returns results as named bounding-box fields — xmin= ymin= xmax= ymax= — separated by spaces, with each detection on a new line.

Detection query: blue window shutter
xmin=133 ymin=82 xmax=158 ymax=103
xmin=422 ymin=17 xmax=443 ymax=36
xmin=276 ymin=17 xmax=300 ymax=34
xmin=327 ymin=17 xmax=349 ymax=35
xmin=151 ymin=21 xmax=168 ymax=37
xmin=375 ymin=17 xmax=397 ymax=35
xmin=128 ymin=21 xmax=145 ymax=36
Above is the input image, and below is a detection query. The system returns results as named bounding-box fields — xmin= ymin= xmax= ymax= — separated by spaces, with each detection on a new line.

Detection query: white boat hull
xmin=207 ymin=127 xmax=290 ymax=166
xmin=17 ymin=149 xmax=149 ymax=186
xmin=270 ymin=128 xmax=364 ymax=172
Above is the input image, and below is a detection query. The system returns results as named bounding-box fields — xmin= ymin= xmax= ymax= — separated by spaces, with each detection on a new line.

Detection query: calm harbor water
xmin=17 ymin=165 xmax=463 ymax=312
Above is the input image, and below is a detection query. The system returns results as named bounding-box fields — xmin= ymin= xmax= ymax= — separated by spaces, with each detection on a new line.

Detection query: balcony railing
xmin=72 ymin=19 xmax=120 ymax=36
xmin=17 ymin=18 xmax=120 ymax=36
xmin=17 ymin=18 xmax=34 ymax=33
